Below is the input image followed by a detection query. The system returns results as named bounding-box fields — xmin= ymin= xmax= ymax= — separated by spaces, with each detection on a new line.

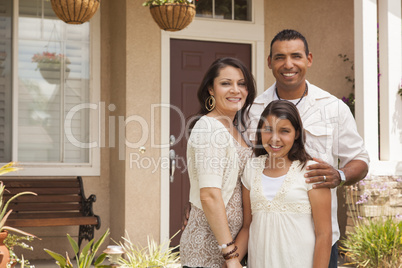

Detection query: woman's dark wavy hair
xmin=189 ymin=57 xmax=256 ymax=131
xmin=254 ymin=100 xmax=312 ymax=167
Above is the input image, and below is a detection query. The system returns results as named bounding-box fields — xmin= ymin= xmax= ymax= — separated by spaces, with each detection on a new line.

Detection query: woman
xmin=235 ymin=100 xmax=332 ymax=267
xmin=180 ymin=57 xmax=256 ymax=268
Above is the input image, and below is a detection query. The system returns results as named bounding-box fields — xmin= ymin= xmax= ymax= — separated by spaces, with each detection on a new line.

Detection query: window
xmin=0 ymin=0 xmax=100 ymax=175
xmin=195 ymin=0 xmax=252 ymax=21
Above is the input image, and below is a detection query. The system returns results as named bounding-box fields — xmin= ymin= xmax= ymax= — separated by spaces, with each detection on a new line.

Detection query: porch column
xmin=378 ymin=0 xmax=402 ymax=161
xmin=354 ymin=0 xmax=379 ymax=161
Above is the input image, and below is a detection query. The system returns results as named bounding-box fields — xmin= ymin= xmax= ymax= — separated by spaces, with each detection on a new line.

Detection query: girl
xmin=235 ymin=100 xmax=332 ymax=267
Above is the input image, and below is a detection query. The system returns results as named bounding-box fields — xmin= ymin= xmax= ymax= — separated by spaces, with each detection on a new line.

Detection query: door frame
xmin=159 ymin=0 xmax=265 ymax=243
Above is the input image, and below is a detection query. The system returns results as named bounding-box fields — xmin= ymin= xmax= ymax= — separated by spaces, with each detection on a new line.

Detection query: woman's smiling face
xmin=208 ymin=66 xmax=248 ymax=116
xmin=261 ymin=115 xmax=297 ymax=160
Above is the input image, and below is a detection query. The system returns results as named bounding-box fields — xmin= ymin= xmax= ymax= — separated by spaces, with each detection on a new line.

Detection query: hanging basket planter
xmin=38 ymin=63 xmax=71 ymax=85
xmin=32 ymin=52 xmax=71 ymax=84
xmin=149 ymin=3 xmax=196 ymax=32
xmin=50 ymin=0 xmax=100 ymax=24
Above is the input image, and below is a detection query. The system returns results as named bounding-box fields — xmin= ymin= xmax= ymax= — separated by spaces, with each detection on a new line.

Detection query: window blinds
xmin=18 ymin=0 xmax=90 ymax=163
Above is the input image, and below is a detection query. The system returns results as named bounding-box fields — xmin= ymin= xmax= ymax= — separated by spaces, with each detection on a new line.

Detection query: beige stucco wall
xmin=98 ymin=0 xmax=163 ymax=248
xmin=265 ymin=1 xmax=355 ymax=99
xmin=104 ymin=0 xmax=127 ymax=244
xmin=123 ymin=0 xmax=162 ymax=245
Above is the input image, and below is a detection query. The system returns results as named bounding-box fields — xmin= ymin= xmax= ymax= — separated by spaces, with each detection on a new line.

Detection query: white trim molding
xmin=378 ymin=0 xmax=402 ymax=161
xmin=354 ymin=0 xmax=379 ymax=162
xmin=355 ymin=0 xmax=402 ymax=176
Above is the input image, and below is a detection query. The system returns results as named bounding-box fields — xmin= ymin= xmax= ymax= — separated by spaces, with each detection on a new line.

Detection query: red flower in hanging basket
xmin=32 ymin=51 xmax=71 ymax=70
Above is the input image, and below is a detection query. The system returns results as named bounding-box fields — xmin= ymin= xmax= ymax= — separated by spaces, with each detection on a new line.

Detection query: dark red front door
xmin=169 ymin=39 xmax=251 ymax=246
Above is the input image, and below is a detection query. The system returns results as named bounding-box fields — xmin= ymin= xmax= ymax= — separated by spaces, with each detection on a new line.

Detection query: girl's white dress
xmin=242 ymin=156 xmax=318 ymax=267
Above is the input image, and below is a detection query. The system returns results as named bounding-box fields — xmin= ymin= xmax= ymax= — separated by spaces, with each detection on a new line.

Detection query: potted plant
xmin=49 ymin=0 xmax=100 ymax=24
xmin=143 ymin=0 xmax=196 ymax=32
xmin=4 ymin=233 xmax=35 ymax=268
xmin=0 ymin=162 xmax=37 ymax=268
xmin=31 ymin=51 xmax=71 ymax=84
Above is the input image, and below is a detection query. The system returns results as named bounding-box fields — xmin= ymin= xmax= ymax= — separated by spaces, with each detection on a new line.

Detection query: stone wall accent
xmin=345 ymin=175 xmax=402 ymax=234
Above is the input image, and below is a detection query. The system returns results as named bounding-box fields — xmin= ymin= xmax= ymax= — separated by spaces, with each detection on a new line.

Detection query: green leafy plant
xmin=143 ymin=0 xmax=193 ymax=7
xmin=338 ymin=54 xmax=355 ymax=116
xmin=4 ymin=233 xmax=35 ymax=268
xmin=116 ymin=231 xmax=180 ymax=268
xmin=341 ymin=180 xmax=402 ymax=267
xmin=0 ymin=163 xmax=37 ymax=237
xmin=44 ymin=228 xmax=109 ymax=268
xmin=340 ymin=217 xmax=402 ymax=267
xmin=342 ymin=92 xmax=355 ymax=116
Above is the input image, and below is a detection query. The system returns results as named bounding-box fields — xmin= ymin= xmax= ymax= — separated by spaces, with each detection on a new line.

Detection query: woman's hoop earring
xmin=205 ymin=95 xmax=216 ymax=111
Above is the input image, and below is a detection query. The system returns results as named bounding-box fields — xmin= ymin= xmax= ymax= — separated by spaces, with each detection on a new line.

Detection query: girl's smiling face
xmin=261 ymin=115 xmax=297 ymax=160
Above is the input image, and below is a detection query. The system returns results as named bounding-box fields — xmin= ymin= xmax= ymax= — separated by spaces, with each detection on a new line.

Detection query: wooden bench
xmin=1 ymin=176 xmax=101 ymax=248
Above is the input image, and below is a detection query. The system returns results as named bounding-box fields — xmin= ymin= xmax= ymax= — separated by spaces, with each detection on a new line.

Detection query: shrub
xmin=116 ymin=231 xmax=180 ymax=268
xmin=341 ymin=217 xmax=402 ymax=267
xmin=341 ymin=179 xmax=402 ymax=268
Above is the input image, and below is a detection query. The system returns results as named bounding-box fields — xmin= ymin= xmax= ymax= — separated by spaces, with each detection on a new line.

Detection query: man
xmin=248 ymin=29 xmax=369 ymax=268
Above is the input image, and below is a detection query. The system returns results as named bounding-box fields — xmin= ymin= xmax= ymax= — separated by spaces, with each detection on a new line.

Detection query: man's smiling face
xmin=268 ymin=39 xmax=312 ymax=96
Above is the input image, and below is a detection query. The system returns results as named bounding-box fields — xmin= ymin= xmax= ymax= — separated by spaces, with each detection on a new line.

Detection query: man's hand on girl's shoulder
xmin=304 ymin=158 xmax=341 ymax=189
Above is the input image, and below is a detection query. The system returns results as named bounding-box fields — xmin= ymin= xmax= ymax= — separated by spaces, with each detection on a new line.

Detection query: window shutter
xmin=0 ymin=0 xmax=12 ymax=162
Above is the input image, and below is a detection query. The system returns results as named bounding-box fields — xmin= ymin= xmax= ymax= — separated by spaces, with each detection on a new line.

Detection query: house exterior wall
xmin=100 ymin=0 xmax=162 ymax=248
xmin=264 ymin=1 xmax=355 ymax=100
xmin=123 ymin=0 xmax=162 ymax=245
xmin=102 ymin=0 xmax=127 ymax=245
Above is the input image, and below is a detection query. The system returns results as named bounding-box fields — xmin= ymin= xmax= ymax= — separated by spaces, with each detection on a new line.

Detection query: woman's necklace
xmin=275 ymin=83 xmax=308 ymax=106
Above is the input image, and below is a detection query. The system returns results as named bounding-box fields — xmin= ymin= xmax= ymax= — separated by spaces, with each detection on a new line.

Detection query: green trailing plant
xmin=143 ymin=0 xmax=193 ymax=6
xmin=116 ymin=230 xmax=180 ymax=268
xmin=338 ymin=54 xmax=355 ymax=116
xmin=44 ymin=228 xmax=110 ymax=268
xmin=342 ymin=92 xmax=355 ymax=116
xmin=4 ymin=233 xmax=35 ymax=268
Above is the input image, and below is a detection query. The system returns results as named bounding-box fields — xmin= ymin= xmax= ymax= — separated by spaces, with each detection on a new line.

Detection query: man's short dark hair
xmin=269 ymin=29 xmax=309 ymax=57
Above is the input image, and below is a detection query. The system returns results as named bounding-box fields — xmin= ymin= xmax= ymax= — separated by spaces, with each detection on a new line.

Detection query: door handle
xmin=170 ymin=135 xmax=176 ymax=146
xmin=169 ymin=149 xmax=176 ymax=183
